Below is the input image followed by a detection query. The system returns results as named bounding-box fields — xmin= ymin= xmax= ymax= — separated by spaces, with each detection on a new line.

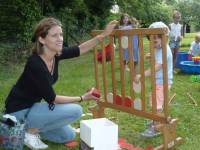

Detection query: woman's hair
xmin=31 ymin=17 xmax=62 ymax=54
xmin=173 ymin=10 xmax=181 ymax=19
xmin=119 ymin=13 xmax=131 ymax=26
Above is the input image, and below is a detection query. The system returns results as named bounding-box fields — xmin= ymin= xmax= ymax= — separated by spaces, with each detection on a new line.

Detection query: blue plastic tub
xmin=180 ymin=61 xmax=200 ymax=74
xmin=175 ymin=51 xmax=189 ymax=68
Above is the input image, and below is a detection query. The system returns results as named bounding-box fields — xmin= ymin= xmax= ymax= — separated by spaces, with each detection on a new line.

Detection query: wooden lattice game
xmin=90 ymin=28 xmax=182 ymax=150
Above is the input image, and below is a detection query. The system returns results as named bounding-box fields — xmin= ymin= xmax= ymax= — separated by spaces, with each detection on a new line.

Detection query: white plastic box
xmin=80 ymin=118 xmax=118 ymax=150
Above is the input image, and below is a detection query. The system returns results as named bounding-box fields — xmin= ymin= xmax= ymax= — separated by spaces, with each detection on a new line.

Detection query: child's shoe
xmin=141 ymin=121 xmax=161 ymax=138
xmin=141 ymin=126 xmax=161 ymax=138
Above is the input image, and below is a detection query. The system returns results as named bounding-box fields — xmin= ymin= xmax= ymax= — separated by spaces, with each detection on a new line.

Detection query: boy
xmin=188 ymin=33 xmax=200 ymax=56
xmin=135 ymin=22 xmax=173 ymax=137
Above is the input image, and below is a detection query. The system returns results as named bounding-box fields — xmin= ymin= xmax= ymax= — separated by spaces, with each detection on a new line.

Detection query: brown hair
xmin=31 ymin=17 xmax=62 ymax=54
xmin=130 ymin=17 xmax=139 ymax=28
xmin=119 ymin=13 xmax=131 ymax=26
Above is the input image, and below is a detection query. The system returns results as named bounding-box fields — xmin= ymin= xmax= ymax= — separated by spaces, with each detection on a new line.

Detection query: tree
xmin=115 ymin=0 xmax=171 ymax=27
xmin=174 ymin=0 xmax=200 ymax=32
xmin=0 ymin=0 xmax=41 ymax=44
xmin=84 ymin=0 xmax=114 ymax=18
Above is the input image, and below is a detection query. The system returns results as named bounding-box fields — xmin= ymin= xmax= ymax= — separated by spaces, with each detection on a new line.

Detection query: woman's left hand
xmin=102 ymin=20 xmax=118 ymax=37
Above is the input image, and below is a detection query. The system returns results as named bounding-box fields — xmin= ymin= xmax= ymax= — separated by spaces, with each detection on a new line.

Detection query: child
xmin=169 ymin=10 xmax=183 ymax=68
xmin=119 ymin=14 xmax=139 ymax=72
xmin=135 ymin=22 xmax=173 ymax=137
xmin=188 ymin=33 xmax=200 ymax=56
xmin=119 ymin=13 xmax=132 ymax=71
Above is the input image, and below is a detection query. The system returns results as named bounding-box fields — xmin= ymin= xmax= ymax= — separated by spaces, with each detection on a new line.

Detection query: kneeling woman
xmin=4 ymin=17 xmax=117 ymax=149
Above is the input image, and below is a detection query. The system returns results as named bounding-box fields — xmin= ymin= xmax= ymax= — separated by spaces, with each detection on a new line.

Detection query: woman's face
xmin=40 ymin=25 xmax=63 ymax=53
xmin=153 ymin=35 xmax=162 ymax=49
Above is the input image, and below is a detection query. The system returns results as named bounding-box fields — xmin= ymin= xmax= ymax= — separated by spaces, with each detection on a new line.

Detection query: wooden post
xmin=118 ymin=34 xmax=126 ymax=105
xmin=155 ymin=119 xmax=183 ymax=150
xmin=138 ymin=34 xmax=146 ymax=111
xmin=101 ymin=41 xmax=108 ymax=102
xmin=94 ymin=47 xmax=100 ymax=89
xmin=128 ymin=35 xmax=135 ymax=101
xmin=149 ymin=35 xmax=157 ymax=113
xmin=161 ymin=34 xmax=169 ymax=118
xmin=109 ymin=36 xmax=117 ymax=102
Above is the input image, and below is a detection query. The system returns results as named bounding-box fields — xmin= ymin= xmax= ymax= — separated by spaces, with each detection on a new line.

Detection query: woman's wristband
xmin=79 ymin=96 xmax=83 ymax=102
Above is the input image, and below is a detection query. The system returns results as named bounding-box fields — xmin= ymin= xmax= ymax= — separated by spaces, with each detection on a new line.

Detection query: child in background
xmin=119 ymin=13 xmax=132 ymax=30
xmin=119 ymin=13 xmax=132 ymax=71
xmin=135 ymin=22 xmax=173 ymax=137
xmin=169 ymin=10 xmax=183 ymax=69
xmin=188 ymin=33 xmax=200 ymax=56
xmin=119 ymin=14 xmax=139 ymax=72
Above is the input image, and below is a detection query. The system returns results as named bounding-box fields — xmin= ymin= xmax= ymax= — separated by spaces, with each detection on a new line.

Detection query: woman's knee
xmin=58 ymin=104 xmax=83 ymax=119
xmin=72 ymin=104 xmax=83 ymax=118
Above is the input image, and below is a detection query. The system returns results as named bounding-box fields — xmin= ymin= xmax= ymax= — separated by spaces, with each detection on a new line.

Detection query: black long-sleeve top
xmin=5 ymin=46 xmax=80 ymax=113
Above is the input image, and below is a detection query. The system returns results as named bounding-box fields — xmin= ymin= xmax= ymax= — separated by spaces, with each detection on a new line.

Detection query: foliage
xmin=173 ymin=0 xmax=200 ymax=31
xmin=115 ymin=0 xmax=171 ymax=27
xmin=0 ymin=0 xmax=42 ymax=63
xmin=13 ymin=0 xmax=42 ymax=44
xmin=38 ymin=0 xmax=115 ymax=45
xmin=84 ymin=0 xmax=114 ymax=18
xmin=189 ymin=0 xmax=200 ymax=30
xmin=0 ymin=0 xmax=42 ymax=44
xmin=2 ymin=0 xmax=200 ymax=64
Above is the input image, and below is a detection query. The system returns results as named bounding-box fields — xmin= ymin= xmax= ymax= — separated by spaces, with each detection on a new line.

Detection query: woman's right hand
xmin=81 ymin=88 xmax=100 ymax=102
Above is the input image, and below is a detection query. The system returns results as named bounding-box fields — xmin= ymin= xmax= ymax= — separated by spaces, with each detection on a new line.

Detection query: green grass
xmin=0 ymin=33 xmax=199 ymax=150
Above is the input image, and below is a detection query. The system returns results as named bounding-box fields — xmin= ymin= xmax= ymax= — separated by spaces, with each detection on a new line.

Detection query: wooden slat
xmin=128 ymin=35 xmax=135 ymax=101
xmin=109 ymin=36 xmax=117 ymax=100
xmin=101 ymin=41 xmax=108 ymax=102
xmin=149 ymin=35 xmax=157 ymax=113
xmin=138 ymin=35 xmax=146 ymax=111
xmin=99 ymin=101 xmax=168 ymax=123
xmin=161 ymin=35 xmax=169 ymax=117
xmin=118 ymin=35 xmax=126 ymax=103
xmin=94 ymin=47 xmax=100 ymax=89
xmin=91 ymin=28 xmax=167 ymax=36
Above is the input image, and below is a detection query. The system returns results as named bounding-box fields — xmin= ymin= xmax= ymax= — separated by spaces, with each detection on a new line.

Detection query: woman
xmin=4 ymin=17 xmax=117 ymax=149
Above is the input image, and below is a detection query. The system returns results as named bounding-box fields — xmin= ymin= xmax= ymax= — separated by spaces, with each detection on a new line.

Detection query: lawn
xmin=0 ymin=33 xmax=199 ymax=150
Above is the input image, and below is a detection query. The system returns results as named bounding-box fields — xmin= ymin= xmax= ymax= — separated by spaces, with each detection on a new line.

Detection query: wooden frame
xmin=90 ymin=28 xmax=182 ymax=149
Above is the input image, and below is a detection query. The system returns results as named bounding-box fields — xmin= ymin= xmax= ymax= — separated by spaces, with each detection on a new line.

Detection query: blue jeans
xmin=10 ymin=102 xmax=83 ymax=143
